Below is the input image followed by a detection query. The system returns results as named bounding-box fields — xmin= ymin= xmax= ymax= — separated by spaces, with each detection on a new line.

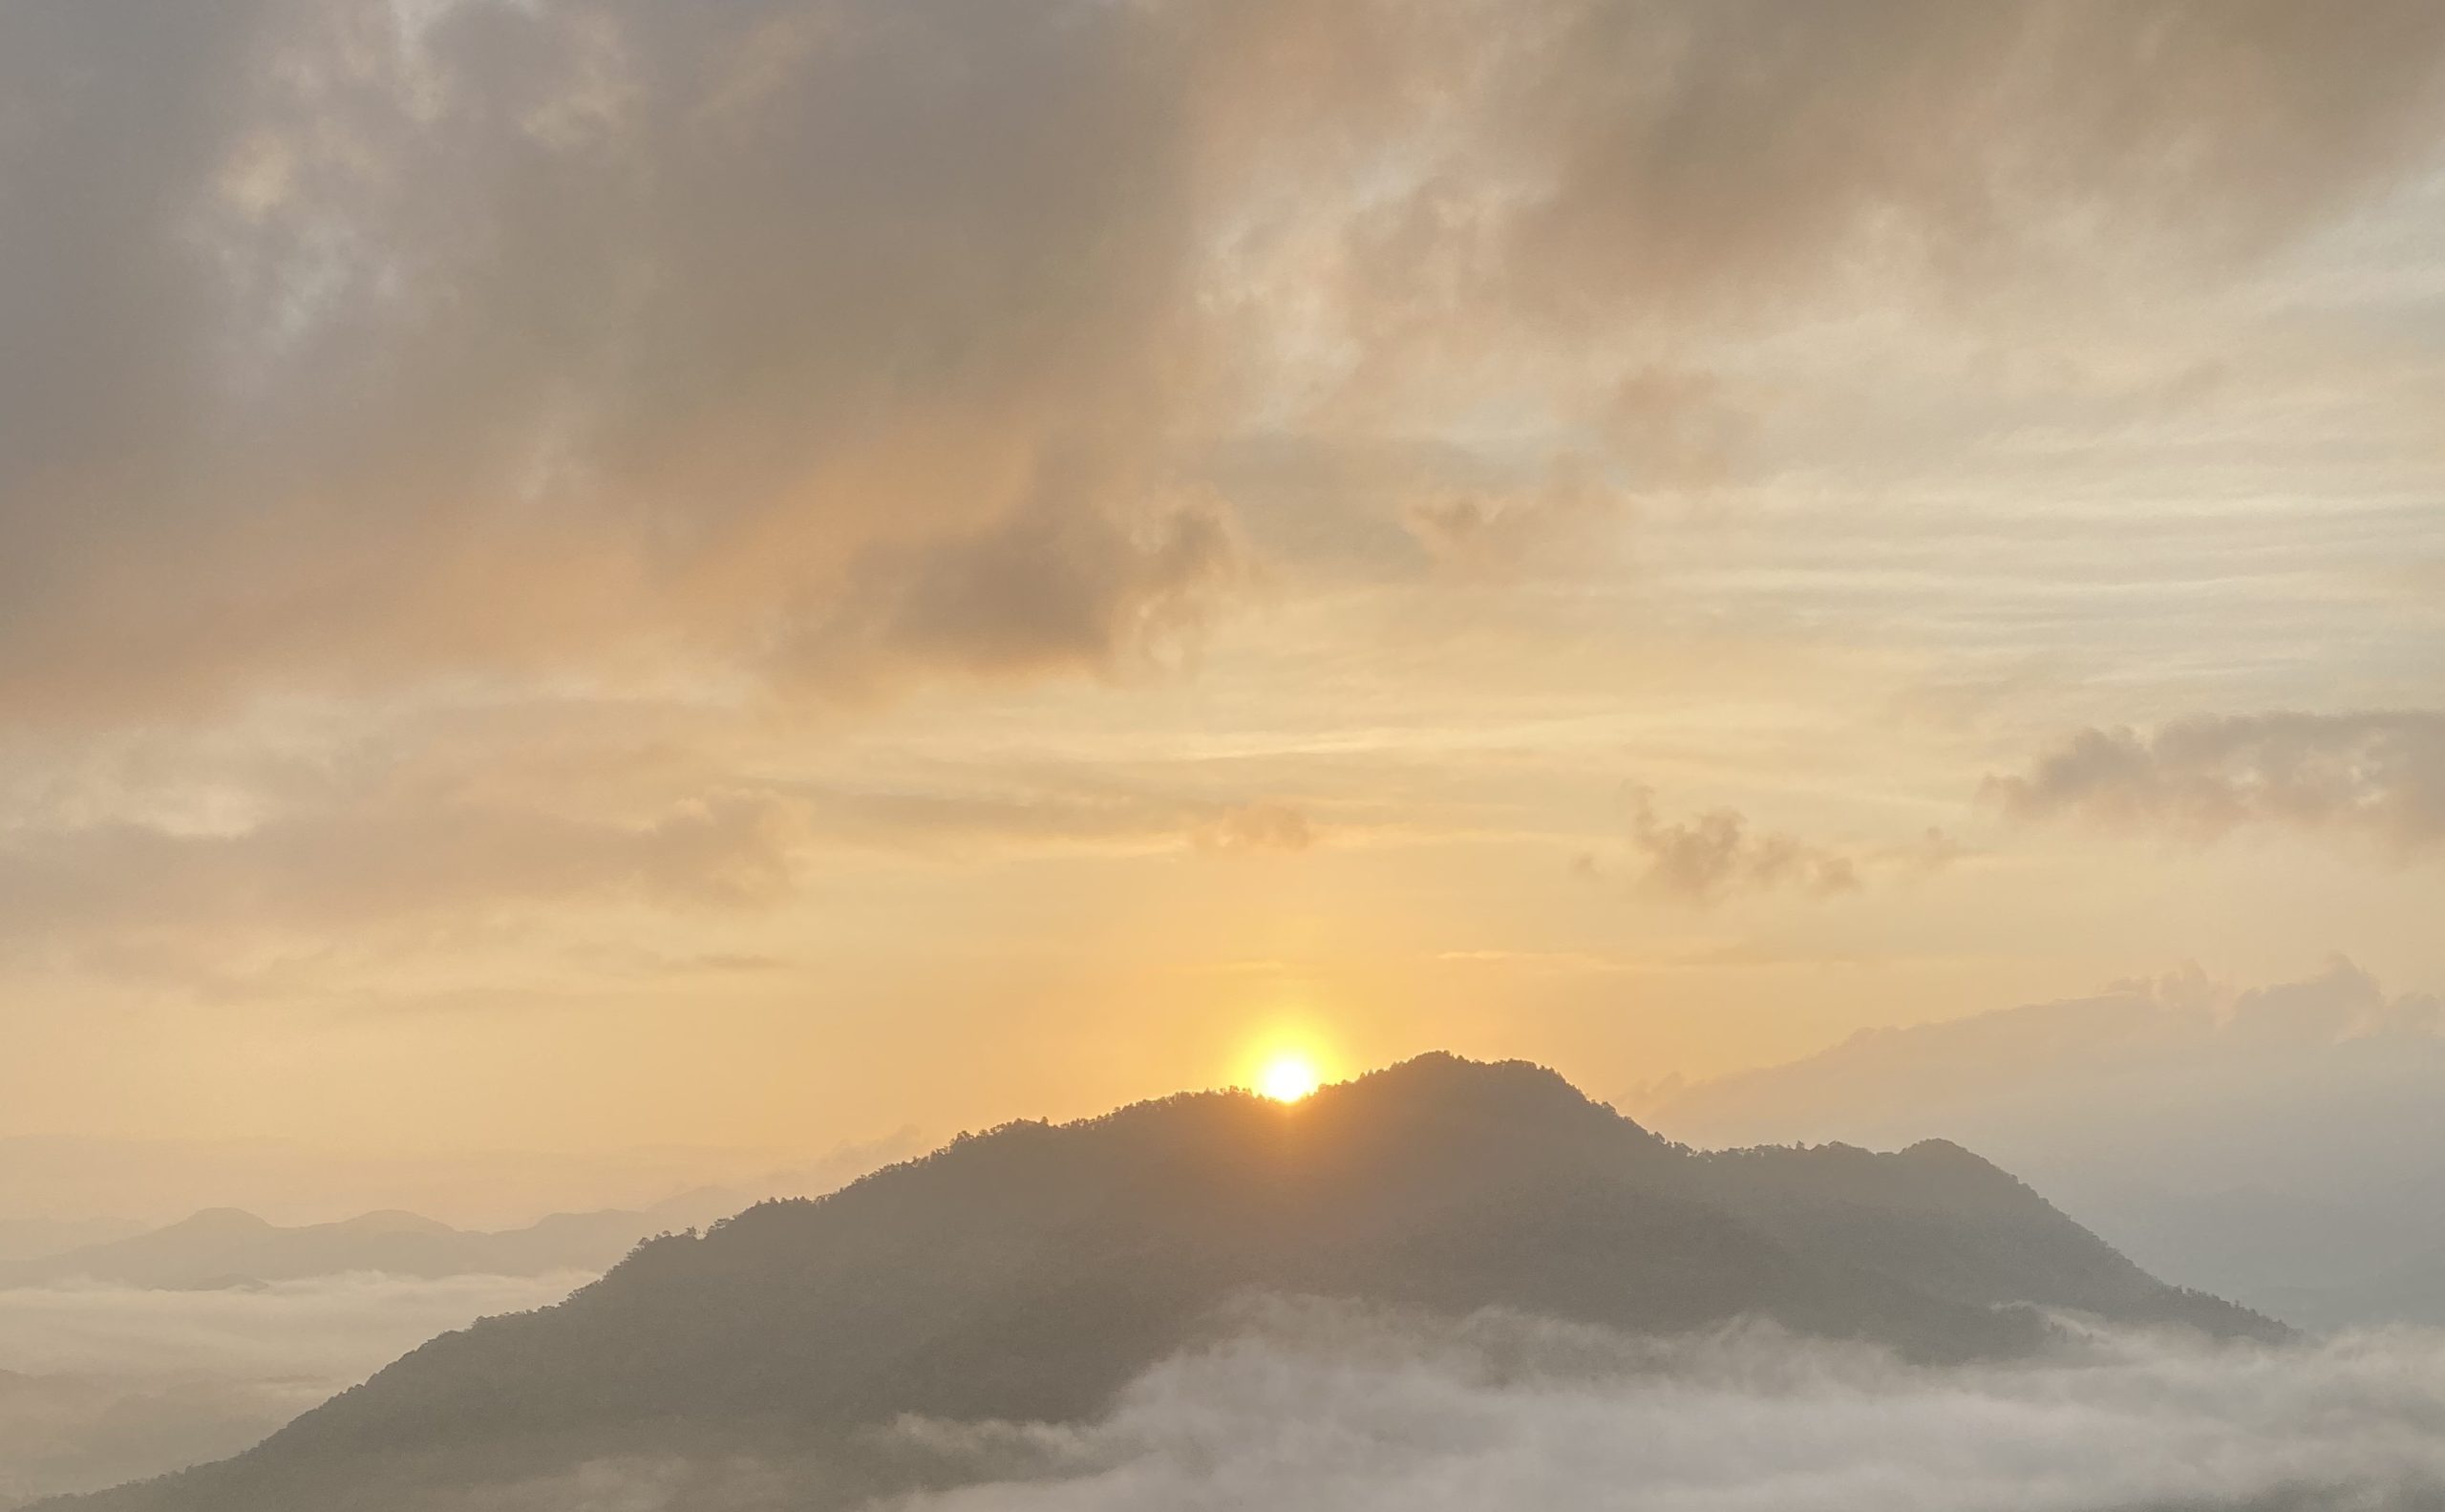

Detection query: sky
xmin=4 ymin=0 xmax=2444 ymax=1200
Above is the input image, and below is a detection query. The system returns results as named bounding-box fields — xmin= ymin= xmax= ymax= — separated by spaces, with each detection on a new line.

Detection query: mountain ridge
xmin=0 ymin=1202 xmax=694 ymax=1291
xmin=44 ymin=1053 xmax=2281 ymax=1512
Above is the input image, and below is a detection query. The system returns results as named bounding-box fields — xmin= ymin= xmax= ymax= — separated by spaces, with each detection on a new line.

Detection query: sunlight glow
xmin=1257 ymin=1052 xmax=1323 ymax=1103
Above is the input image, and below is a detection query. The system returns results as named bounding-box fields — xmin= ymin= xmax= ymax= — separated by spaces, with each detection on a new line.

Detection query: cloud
xmin=0 ymin=1368 xmax=307 ymax=1509
xmin=0 ymin=1272 xmax=585 ymax=1504
xmin=7 ymin=2 xmax=2445 ymax=724
xmin=1400 ymin=458 xmax=1631 ymax=578
xmin=0 ymin=0 xmax=1248 ymax=723
xmin=1188 ymin=801 xmax=1318 ymax=856
xmin=797 ymin=782 xmax=1321 ymax=860
xmin=0 ymin=785 xmax=806 ymax=965
xmin=783 ymin=491 xmax=1243 ymax=699
xmin=369 ymin=1301 xmax=2445 ymax=1512
xmin=886 ymin=1305 xmax=2445 ymax=1512
xmin=1604 ymin=786 xmax=1862 ymax=905
xmin=0 ymin=691 xmax=1334 ymax=977
xmin=1986 ymin=712 xmax=2445 ymax=859
xmin=1320 ymin=1 xmax=2445 ymax=403
xmin=0 ymin=1271 xmax=584 ymax=1384
xmin=0 ymin=1130 xmax=922 ymax=1236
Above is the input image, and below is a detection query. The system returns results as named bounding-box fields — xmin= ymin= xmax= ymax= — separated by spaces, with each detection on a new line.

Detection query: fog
xmin=0 ymin=1272 xmax=585 ymax=1506
xmin=887 ymin=1304 xmax=2445 ymax=1512
xmin=402 ymin=1300 xmax=2445 ymax=1512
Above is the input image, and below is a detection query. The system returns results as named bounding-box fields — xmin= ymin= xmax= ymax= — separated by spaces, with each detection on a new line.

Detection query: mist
xmin=890 ymin=1304 xmax=2445 ymax=1512
xmin=0 ymin=1272 xmax=585 ymax=1506
xmin=386 ymin=1300 xmax=2445 ymax=1512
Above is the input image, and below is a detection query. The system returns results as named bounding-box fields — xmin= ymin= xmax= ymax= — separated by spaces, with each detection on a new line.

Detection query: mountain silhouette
xmin=45 ymin=1054 xmax=2280 ymax=1511
xmin=1637 ymin=964 xmax=2445 ymax=1320
xmin=0 ymin=1203 xmax=704 ymax=1291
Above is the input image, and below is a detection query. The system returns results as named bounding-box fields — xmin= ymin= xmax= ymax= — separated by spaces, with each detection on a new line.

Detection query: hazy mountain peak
xmin=1341 ymin=1051 xmax=1612 ymax=1111
xmin=330 ymin=1210 xmax=457 ymax=1237
xmin=167 ymin=1208 xmax=272 ymax=1234
xmin=1896 ymin=1138 xmax=1994 ymax=1169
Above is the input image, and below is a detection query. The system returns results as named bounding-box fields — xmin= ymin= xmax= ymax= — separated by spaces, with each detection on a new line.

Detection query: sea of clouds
xmin=424 ymin=1298 xmax=2445 ymax=1512
xmin=0 ymin=1271 xmax=586 ymax=1506
xmin=883 ymin=1302 xmax=2445 ymax=1512
xmin=17 ymin=1289 xmax=2445 ymax=1511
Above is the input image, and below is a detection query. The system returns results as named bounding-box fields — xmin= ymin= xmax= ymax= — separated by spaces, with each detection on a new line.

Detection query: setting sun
xmin=1256 ymin=1053 xmax=1324 ymax=1103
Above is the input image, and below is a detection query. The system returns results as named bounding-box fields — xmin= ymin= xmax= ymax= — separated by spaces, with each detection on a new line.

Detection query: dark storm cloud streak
xmin=5 ymin=2 xmax=2445 ymax=720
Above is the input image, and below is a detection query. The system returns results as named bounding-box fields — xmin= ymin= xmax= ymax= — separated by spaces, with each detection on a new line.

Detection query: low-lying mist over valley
xmin=0 ymin=1272 xmax=585 ymax=1508
xmin=455 ymin=1307 xmax=2445 ymax=1512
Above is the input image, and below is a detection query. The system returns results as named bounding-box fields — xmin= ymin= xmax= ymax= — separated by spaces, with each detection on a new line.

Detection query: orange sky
xmin=2 ymin=1 xmax=2442 ymax=1204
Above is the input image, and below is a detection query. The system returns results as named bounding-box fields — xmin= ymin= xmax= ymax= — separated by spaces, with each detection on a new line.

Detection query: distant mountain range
xmin=46 ymin=1054 xmax=2276 ymax=1512
xmin=1638 ymin=961 xmax=2445 ymax=1323
xmin=0 ymin=1197 xmax=736 ymax=1292
xmin=0 ymin=1219 xmax=146 ymax=1266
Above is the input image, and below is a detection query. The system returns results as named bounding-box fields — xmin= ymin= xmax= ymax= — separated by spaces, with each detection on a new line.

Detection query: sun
xmin=1256 ymin=1052 xmax=1323 ymax=1103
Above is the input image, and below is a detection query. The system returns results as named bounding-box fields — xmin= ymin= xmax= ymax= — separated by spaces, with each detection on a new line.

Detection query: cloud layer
xmin=8 ymin=1 xmax=2444 ymax=720
xmin=0 ymin=1271 xmax=585 ymax=1504
xmin=890 ymin=1305 xmax=2445 ymax=1512
xmin=371 ymin=1301 xmax=2445 ymax=1512
xmin=1989 ymin=713 xmax=2445 ymax=860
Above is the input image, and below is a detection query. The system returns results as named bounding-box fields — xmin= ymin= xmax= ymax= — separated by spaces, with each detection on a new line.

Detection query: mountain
xmin=0 ymin=1219 xmax=147 ymax=1265
xmin=2 ymin=1150 xmax=919 ymax=1294
xmin=0 ymin=1204 xmax=697 ymax=1291
xmin=1638 ymin=961 xmax=2445 ymax=1321
xmin=46 ymin=1054 xmax=2277 ymax=1512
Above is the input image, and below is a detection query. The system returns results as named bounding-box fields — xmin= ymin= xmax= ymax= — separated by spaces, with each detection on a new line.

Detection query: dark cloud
xmin=783 ymin=488 xmax=1242 ymax=697
xmin=1608 ymin=785 xmax=1862 ymax=905
xmin=1986 ymin=712 xmax=2445 ymax=858
xmin=1446 ymin=1 xmax=2445 ymax=324
xmin=0 ymin=0 xmax=1246 ymax=720
xmin=6 ymin=2 xmax=2444 ymax=721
